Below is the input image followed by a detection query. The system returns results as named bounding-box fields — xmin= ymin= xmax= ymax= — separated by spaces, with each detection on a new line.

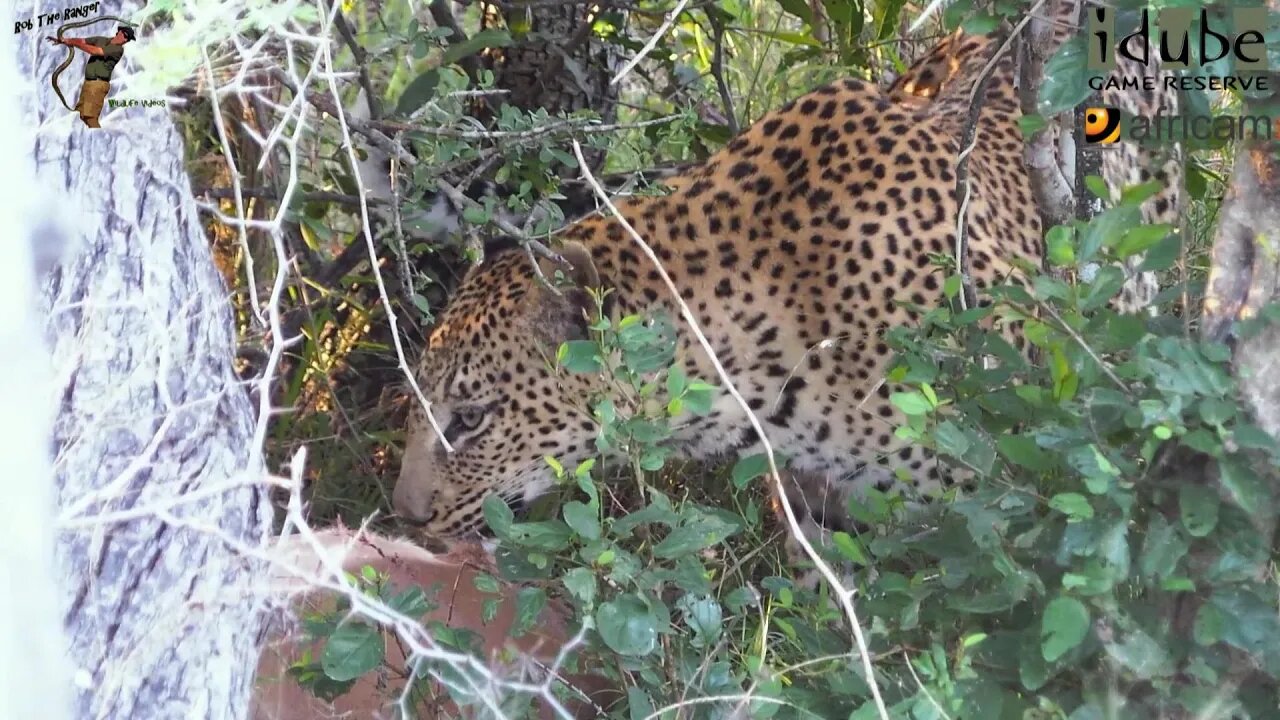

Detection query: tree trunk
xmin=15 ymin=5 xmax=272 ymax=718
xmin=0 ymin=26 xmax=73 ymax=720
xmin=1202 ymin=139 xmax=1280 ymax=438
xmin=1201 ymin=33 xmax=1280 ymax=437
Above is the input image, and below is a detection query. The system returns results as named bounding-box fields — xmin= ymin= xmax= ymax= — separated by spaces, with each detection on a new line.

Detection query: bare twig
xmin=953 ymin=4 xmax=1046 ymax=311
xmin=195 ymin=186 xmax=390 ymax=206
xmin=317 ymin=17 xmax=454 ymax=454
xmin=611 ymin=0 xmax=693 ymax=85
xmin=376 ymin=114 xmax=678 ymax=141
xmin=1037 ymin=300 xmax=1132 ymax=395
xmin=270 ymin=67 xmax=416 ymax=166
xmin=333 ymin=11 xmax=380 ymax=120
xmin=571 ymin=140 xmax=891 ymax=720
xmin=707 ymin=11 xmax=740 ymax=135
xmin=389 ymin=138 xmax=416 ymax=300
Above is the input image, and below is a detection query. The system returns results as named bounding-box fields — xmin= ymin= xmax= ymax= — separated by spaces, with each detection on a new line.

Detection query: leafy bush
xmin=292 ymin=179 xmax=1280 ymax=718
xmin=255 ymin=0 xmax=1280 ymax=715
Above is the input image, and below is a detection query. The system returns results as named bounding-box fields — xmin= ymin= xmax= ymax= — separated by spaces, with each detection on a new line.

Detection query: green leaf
xmin=1105 ymin=628 xmax=1173 ymax=679
xmin=482 ymin=493 xmax=515 ymax=538
xmin=1049 ymin=493 xmax=1094 ymax=522
xmin=677 ymin=594 xmax=723 ymax=647
xmin=1118 ymin=180 xmax=1164 ymax=207
xmin=1233 ymin=423 xmax=1279 ymax=453
xmin=1193 ymin=602 xmax=1225 ymax=646
xmin=1018 ymin=113 xmax=1048 ymax=137
xmin=847 ymin=489 xmax=891 ymax=525
xmin=684 ymin=383 xmax=716 ymax=415
xmin=832 ymin=531 xmax=869 ymax=566
xmin=934 ymin=420 xmax=972 ymax=459
xmin=1114 ymin=224 xmax=1173 ymax=259
xmin=1081 ymin=206 xmax=1141 ymax=265
xmin=1085 ymin=175 xmax=1110 ymax=202
xmin=1138 ymin=516 xmax=1188 ymax=580
xmin=557 ymin=340 xmax=603 ymax=373
xmin=652 ymin=516 xmax=740 ymax=558
xmin=1038 ymin=36 xmax=1091 ymax=115
xmin=890 ymin=390 xmax=933 ymax=416
xmin=1041 ymin=596 xmax=1090 ymax=662
xmin=394 ymin=69 xmax=441 ymax=116
xmin=1046 ymin=225 xmax=1075 ymax=266
xmin=510 ymin=587 xmax=547 ymax=638
xmin=387 ymin=587 xmax=431 ymax=618
xmin=1218 ymin=456 xmax=1273 ymax=520
xmin=472 ymin=573 xmax=501 ymax=594
xmin=596 ymin=594 xmax=658 ymax=656
xmin=544 ymin=455 xmax=565 ymax=478
xmin=943 ymin=274 xmax=963 ymax=299
xmin=639 ymin=447 xmax=667 ymax=471
xmin=440 ymin=29 xmax=512 ymax=66
xmin=510 ymin=520 xmax=574 ymax=551
xmin=482 ymin=597 xmax=501 ymax=624
xmin=321 ymin=622 xmax=384 ymax=682
xmin=961 ymin=12 xmax=1000 ymax=34
xmin=666 ymin=364 xmax=688 ymax=397
xmin=562 ymin=567 xmax=596 ymax=606
xmin=462 ymin=204 xmax=490 ymax=225
xmin=410 ymin=293 xmax=433 ymax=318
xmin=1179 ymin=484 xmax=1219 ymax=537
xmin=563 ymin=501 xmax=601 ymax=541
xmin=731 ymin=453 xmax=770 ymax=489
xmin=627 ymin=687 xmax=656 ymax=720
xmin=1139 ymin=234 xmax=1182 ymax=272
xmin=612 ymin=499 xmax=680 ymax=537
xmin=998 ymin=435 xmax=1054 ymax=471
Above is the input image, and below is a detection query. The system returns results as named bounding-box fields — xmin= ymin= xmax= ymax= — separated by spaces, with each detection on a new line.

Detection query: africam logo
xmin=1083 ymin=106 xmax=1280 ymax=148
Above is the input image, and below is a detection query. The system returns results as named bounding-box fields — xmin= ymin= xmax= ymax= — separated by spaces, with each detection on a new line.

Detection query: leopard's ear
xmin=530 ymin=240 xmax=602 ymax=341
xmin=536 ymin=240 xmax=600 ymax=291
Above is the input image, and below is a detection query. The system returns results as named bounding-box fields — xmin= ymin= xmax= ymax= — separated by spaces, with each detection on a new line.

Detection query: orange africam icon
xmin=1084 ymin=107 xmax=1121 ymax=144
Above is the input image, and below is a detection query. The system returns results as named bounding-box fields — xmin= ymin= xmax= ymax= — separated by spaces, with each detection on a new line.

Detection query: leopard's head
xmin=393 ymin=242 xmax=604 ymax=540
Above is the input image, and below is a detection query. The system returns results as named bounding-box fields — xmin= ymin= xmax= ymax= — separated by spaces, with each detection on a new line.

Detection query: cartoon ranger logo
xmin=45 ymin=19 xmax=136 ymax=128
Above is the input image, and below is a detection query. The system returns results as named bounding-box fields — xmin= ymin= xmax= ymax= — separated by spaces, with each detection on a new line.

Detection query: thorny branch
xmin=373 ymin=113 xmax=678 ymax=142
xmin=315 ymin=17 xmax=456 ymax=453
xmin=195 ymin=186 xmax=390 ymax=206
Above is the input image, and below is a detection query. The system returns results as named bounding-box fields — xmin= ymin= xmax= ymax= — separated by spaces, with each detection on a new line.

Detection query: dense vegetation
xmin=191 ymin=0 xmax=1280 ymax=716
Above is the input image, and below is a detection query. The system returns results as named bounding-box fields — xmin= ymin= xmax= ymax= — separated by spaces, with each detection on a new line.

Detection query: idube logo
xmin=1087 ymin=7 xmax=1271 ymax=92
xmin=1080 ymin=7 xmax=1276 ymax=149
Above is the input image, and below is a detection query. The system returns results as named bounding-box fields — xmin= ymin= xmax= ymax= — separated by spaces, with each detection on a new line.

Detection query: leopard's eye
xmin=454 ymin=405 xmax=486 ymax=431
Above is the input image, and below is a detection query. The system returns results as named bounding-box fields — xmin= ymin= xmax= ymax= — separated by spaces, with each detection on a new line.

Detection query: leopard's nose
xmin=394 ymin=437 xmax=439 ymax=522
xmin=395 ymin=508 xmax=437 ymax=527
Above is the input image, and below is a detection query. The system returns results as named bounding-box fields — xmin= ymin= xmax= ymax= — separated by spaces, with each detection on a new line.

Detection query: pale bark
xmin=1018 ymin=0 xmax=1079 ymax=232
xmin=0 ymin=25 xmax=73 ymax=720
xmin=15 ymin=3 xmax=273 ymax=718
xmin=1203 ymin=140 xmax=1280 ymax=439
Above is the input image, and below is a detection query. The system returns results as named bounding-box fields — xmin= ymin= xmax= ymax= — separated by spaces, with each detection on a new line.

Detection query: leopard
xmin=390 ymin=1 xmax=1185 ymax=549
